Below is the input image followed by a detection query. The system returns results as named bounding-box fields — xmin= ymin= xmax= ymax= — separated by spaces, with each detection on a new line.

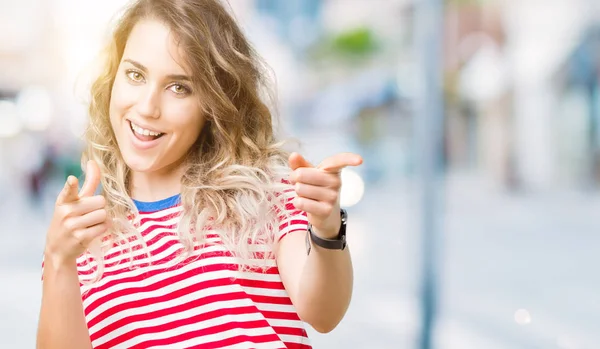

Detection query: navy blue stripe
xmin=133 ymin=194 xmax=181 ymax=212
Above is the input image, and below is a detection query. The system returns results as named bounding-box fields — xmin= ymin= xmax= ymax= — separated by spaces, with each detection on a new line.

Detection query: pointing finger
xmin=56 ymin=176 xmax=79 ymax=205
xmin=317 ymin=153 xmax=363 ymax=173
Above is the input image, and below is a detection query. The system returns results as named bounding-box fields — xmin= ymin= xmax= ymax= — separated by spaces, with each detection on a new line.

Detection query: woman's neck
xmin=129 ymin=164 xmax=185 ymax=202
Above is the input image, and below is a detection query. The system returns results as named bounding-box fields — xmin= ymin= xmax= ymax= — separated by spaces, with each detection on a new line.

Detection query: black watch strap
xmin=306 ymin=209 xmax=347 ymax=254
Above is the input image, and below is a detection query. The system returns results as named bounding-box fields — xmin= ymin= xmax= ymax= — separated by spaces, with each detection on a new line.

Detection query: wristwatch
xmin=306 ymin=209 xmax=348 ymax=254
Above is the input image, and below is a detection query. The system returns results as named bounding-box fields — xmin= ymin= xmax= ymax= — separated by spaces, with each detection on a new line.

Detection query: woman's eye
xmin=126 ymin=70 xmax=144 ymax=82
xmin=170 ymin=84 xmax=190 ymax=95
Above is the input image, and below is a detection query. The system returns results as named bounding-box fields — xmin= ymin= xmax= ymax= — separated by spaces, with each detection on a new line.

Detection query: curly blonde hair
xmin=82 ymin=0 xmax=294 ymax=282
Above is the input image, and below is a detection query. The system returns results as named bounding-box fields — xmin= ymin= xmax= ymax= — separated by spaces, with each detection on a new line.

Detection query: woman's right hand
xmin=44 ymin=160 xmax=107 ymax=266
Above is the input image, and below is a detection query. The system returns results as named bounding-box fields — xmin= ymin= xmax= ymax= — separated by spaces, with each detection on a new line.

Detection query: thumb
xmin=78 ymin=160 xmax=101 ymax=198
xmin=288 ymin=152 xmax=313 ymax=171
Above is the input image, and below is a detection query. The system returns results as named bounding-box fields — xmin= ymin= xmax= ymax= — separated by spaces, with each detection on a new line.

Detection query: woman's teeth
xmin=130 ymin=121 xmax=163 ymax=137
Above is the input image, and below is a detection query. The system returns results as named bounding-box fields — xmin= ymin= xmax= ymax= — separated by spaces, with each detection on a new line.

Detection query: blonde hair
xmin=82 ymin=0 xmax=294 ymax=283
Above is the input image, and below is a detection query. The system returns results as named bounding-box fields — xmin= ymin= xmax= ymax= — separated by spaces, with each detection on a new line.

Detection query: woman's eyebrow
xmin=123 ymin=58 xmax=191 ymax=81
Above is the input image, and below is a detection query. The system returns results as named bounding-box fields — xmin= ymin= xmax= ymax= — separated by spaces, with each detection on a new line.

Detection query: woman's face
xmin=109 ymin=19 xmax=205 ymax=174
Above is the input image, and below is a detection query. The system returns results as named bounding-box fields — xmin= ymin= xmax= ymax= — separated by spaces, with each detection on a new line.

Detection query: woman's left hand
xmin=288 ymin=152 xmax=363 ymax=239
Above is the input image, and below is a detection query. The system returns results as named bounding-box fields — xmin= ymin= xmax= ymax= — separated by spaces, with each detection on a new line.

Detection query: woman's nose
xmin=135 ymin=85 xmax=161 ymax=119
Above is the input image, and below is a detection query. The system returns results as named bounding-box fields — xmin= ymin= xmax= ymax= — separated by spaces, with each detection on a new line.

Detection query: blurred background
xmin=1 ymin=0 xmax=600 ymax=348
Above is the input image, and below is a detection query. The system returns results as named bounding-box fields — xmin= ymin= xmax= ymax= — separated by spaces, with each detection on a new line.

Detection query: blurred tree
xmin=307 ymin=26 xmax=380 ymax=66
xmin=331 ymin=27 xmax=377 ymax=56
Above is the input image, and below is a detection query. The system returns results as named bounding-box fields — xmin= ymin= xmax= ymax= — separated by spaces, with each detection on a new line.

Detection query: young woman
xmin=37 ymin=0 xmax=362 ymax=348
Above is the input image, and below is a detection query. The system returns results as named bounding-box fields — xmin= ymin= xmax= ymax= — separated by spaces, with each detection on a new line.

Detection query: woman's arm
xmin=37 ymin=161 xmax=106 ymax=348
xmin=276 ymin=231 xmax=353 ymax=333
xmin=276 ymin=152 xmax=362 ymax=333
xmin=37 ymin=258 xmax=92 ymax=349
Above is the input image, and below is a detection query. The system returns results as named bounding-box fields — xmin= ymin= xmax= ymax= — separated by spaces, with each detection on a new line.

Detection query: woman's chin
xmin=123 ymin=154 xmax=157 ymax=173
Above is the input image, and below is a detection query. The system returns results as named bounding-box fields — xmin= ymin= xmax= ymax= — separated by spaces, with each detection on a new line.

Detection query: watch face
xmin=340 ymin=209 xmax=348 ymax=233
xmin=340 ymin=209 xmax=348 ymax=224
xmin=305 ymin=226 xmax=312 ymax=255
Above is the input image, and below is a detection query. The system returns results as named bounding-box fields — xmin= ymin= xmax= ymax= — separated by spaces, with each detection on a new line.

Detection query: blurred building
xmin=554 ymin=25 xmax=600 ymax=187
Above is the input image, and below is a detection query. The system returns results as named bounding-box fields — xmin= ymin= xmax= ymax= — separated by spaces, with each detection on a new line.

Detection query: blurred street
xmin=3 ymin=0 xmax=600 ymax=348
xmin=3 ymin=169 xmax=600 ymax=349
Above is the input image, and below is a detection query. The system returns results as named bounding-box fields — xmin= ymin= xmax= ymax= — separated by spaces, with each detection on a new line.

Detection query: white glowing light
xmin=514 ymin=309 xmax=532 ymax=325
xmin=340 ymin=168 xmax=365 ymax=207
xmin=16 ymin=86 xmax=54 ymax=131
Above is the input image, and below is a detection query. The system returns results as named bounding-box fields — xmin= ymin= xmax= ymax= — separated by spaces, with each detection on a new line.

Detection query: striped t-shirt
xmin=75 ymin=193 xmax=311 ymax=348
